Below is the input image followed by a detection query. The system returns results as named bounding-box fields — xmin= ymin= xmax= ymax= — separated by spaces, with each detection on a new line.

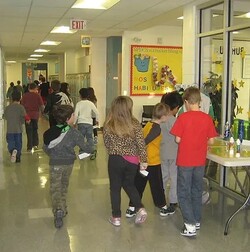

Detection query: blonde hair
xmin=104 ymin=96 xmax=136 ymax=137
xmin=182 ymin=87 xmax=201 ymax=105
xmin=152 ymin=103 xmax=170 ymax=119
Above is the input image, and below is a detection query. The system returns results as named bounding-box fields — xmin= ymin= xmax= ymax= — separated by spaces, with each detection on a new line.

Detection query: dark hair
xmin=61 ymin=82 xmax=70 ymax=97
xmin=40 ymin=76 xmax=46 ymax=82
xmin=17 ymin=80 xmax=21 ymax=85
xmin=10 ymin=82 xmax=14 ymax=87
xmin=79 ymin=88 xmax=88 ymax=99
xmin=12 ymin=90 xmax=21 ymax=101
xmin=87 ymin=87 xmax=97 ymax=103
xmin=51 ymin=80 xmax=61 ymax=92
xmin=29 ymin=82 xmax=38 ymax=90
xmin=53 ymin=105 xmax=74 ymax=124
xmin=161 ymin=91 xmax=183 ymax=110
xmin=34 ymin=80 xmax=40 ymax=85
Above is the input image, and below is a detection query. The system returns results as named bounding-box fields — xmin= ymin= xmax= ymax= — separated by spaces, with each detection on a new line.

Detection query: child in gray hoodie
xmin=43 ymin=104 xmax=91 ymax=229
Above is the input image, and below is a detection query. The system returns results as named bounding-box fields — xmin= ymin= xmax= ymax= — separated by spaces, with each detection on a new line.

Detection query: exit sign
xmin=70 ymin=19 xmax=87 ymax=30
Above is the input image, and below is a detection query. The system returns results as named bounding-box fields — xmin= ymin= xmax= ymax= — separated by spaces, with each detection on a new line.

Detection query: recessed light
xmin=233 ymin=31 xmax=239 ymax=34
xmin=34 ymin=49 xmax=50 ymax=53
xmin=51 ymin=26 xmax=77 ymax=34
xmin=27 ymin=58 xmax=38 ymax=61
xmin=6 ymin=60 xmax=16 ymax=63
xmin=177 ymin=16 xmax=183 ymax=20
xmin=30 ymin=54 xmax=43 ymax=57
xmin=72 ymin=0 xmax=120 ymax=10
xmin=40 ymin=41 xmax=61 ymax=46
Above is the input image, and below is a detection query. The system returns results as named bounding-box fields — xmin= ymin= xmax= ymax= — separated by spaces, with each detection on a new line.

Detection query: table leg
xmin=224 ymin=193 xmax=250 ymax=235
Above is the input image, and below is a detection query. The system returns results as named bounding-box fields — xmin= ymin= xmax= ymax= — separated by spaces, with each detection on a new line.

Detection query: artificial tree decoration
xmin=202 ymin=71 xmax=239 ymax=132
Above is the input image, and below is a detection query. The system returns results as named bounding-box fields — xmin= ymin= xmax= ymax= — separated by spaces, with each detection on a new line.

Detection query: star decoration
xmin=216 ymin=83 xmax=222 ymax=91
xmin=241 ymin=49 xmax=246 ymax=59
xmin=232 ymin=79 xmax=238 ymax=88
xmin=214 ymin=119 xmax=219 ymax=128
xmin=236 ymin=105 xmax=243 ymax=114
xmin=239 ymin=80 xmax=245 ymax=87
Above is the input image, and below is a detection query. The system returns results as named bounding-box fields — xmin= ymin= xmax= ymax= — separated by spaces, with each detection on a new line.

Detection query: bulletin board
xmin=130 ymin=45 xmax=182 ymax=96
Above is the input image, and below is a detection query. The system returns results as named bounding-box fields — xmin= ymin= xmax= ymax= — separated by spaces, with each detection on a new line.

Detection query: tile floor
xmin=0 ymin=117 xmax=249 ymax=252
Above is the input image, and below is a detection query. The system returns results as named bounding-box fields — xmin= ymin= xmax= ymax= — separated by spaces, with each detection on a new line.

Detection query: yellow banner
xmin=130 ymin=45 xmax=182 ymax=96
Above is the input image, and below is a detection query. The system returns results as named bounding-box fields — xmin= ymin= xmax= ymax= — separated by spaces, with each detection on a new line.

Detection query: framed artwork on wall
xmin=130 ymin=45 xmax=182 ymax=96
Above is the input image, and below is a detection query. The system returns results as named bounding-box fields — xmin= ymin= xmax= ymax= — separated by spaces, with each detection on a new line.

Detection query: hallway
xmin=0 ymin=117 xmax=249 ymax=252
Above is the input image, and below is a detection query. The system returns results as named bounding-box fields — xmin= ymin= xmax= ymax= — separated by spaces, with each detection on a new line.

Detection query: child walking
xmin=87 ymin=87 xmax=98 ymax=144
xmin=126 ymin=103 xmax=170 ymax=217
xmin=43 ymin=105 xmax=91 ymax=229
xmin=74 ymin=88 xmax=98 ymax=160
xmin=103 ymin=96 xmax=148 ymax=226
xmin=4 ymin=90 xmax=30 ymax=163
xmin=160 ymin=91 xmax=183 ymax=215
xmin=170 ymin=87 xmax=217 ymax=237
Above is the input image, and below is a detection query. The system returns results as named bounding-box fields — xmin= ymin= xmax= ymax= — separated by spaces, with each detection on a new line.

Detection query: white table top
xmin=207 ymin=139 xmax=250 ymax=167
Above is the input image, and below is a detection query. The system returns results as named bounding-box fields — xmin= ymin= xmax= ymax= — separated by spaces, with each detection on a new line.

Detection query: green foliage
xmin=203 ymin=71 xmax=238 ymax=131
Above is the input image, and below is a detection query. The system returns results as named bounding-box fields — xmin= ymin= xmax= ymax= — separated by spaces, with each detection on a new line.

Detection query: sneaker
xmin=109 ymin=216 xmax=121 ymax=226
xmin=135 ymin=208 xmax=147 ymax=224
xmin=11 ymin=149 xmax=17 ymax=163
xmin=54 ymin=209 xmax=64 ymax=229
xmin=180 ymin=223 xmax=196 ymax=237
xmin=196 ymin=223 xmax=201 ymax=230
xmin=90 ymin=150 xmax=97 ymax=160
xmin=78 ymin=152 xmax=91 ymax=159
xmin=94 ymin=136 xmax=98 ymax=145
xmin=16 ymin=157 xmax=21 ymax=163
xmin=161 ymin=204 xmax=176 ymax=216
xmin=126 ymin=208 xmax=136 ymax=218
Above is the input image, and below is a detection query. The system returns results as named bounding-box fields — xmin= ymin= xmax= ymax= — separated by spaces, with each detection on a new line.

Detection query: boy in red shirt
xmin=170 ymin=87 xmax=217 ymax=237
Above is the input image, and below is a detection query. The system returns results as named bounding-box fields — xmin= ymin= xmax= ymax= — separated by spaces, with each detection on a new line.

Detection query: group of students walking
xmin=4 ymin=82 xmax=217 ymax=236
xmin=103 ymin=87 xmax=217 ymax=237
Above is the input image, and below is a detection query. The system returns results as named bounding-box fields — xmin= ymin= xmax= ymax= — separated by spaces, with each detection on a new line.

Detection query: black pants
xmin=25 ymin=119 xmax=38 ymax=150
xmin=108 ymin=155 xmax=143 ymax=217
xmin=129 ymin=164 xmax=166 ymax=208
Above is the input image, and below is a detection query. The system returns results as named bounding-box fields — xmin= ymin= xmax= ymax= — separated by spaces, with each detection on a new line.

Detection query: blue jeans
xmin=6 ymin=133 xmax=22 ymax=158
xmin=77 ymin=123 xmax=94 ymax=153
xmin=177 ymin=166 xmax=205 ymax=225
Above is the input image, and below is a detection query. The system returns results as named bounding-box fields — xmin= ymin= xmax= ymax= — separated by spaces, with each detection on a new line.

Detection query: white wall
xmin=122 ymin=26 xmax=183 ymax=121
xmin=90 ymin=38 xmax=107 ymax=127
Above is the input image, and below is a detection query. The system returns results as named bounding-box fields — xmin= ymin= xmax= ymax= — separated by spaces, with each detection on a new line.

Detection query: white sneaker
xmin=78 ymin=152 xmax=91 ymax=159
xmin=11 ymin=149 xmax=17 ymax=163
xmin=135 ymin=208 xmax=147 ymax=224
xmin=109 ymin=216 xmax=121 ymax=226
xmin=180 ymin=223 xmax=196 ymax=237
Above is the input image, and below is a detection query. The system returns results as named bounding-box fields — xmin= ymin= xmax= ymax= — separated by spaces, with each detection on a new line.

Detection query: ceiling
xmin=0 ymin=0 xmax=193 ymax=62
xmin=0 ymin=0 xmax=249 ymax=62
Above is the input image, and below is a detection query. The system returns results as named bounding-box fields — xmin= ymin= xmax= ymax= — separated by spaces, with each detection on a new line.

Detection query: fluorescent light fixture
xmin=213 ymin=14 xmax=219 ymax=17
xmin=6 ymin=60 xmax=16 ymax=63
xmin=51 ymin=26 xmax=77 ymax=34
xmin=233 ymin=31 xmax=239 ymax=34
xmin=27 ymin=58 xmax=38 ymax=61
xmin=30 ymin=54 xmax=43 ymax=57
xmin=177 ymin=16 xmax=183 ymax=20
xmin=34 ymin=49 xmax=50 ymax=53
xmin=40 ymin=41 xmax=61 ymax=46
xmin=236 ymin=12 xmax=250 ymax=18
xmin=72 ymin=0 xmax=120 ymax=10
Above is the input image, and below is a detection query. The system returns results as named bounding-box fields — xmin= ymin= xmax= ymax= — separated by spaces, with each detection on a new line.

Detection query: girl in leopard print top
xmin=103 ymin=96 xmax=148 ymax=226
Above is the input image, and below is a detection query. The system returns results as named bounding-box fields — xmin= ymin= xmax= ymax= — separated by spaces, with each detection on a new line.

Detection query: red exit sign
xmin=70 ymin=19 xmax=87 ymax=30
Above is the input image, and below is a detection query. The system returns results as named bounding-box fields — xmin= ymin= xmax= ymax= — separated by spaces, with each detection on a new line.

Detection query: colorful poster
xmin=130 ymin=45 xmax=182 ymax=96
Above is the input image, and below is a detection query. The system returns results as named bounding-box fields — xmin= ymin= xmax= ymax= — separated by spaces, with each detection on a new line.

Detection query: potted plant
xmin=202 ymin=71 xmax=239 ymax=132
